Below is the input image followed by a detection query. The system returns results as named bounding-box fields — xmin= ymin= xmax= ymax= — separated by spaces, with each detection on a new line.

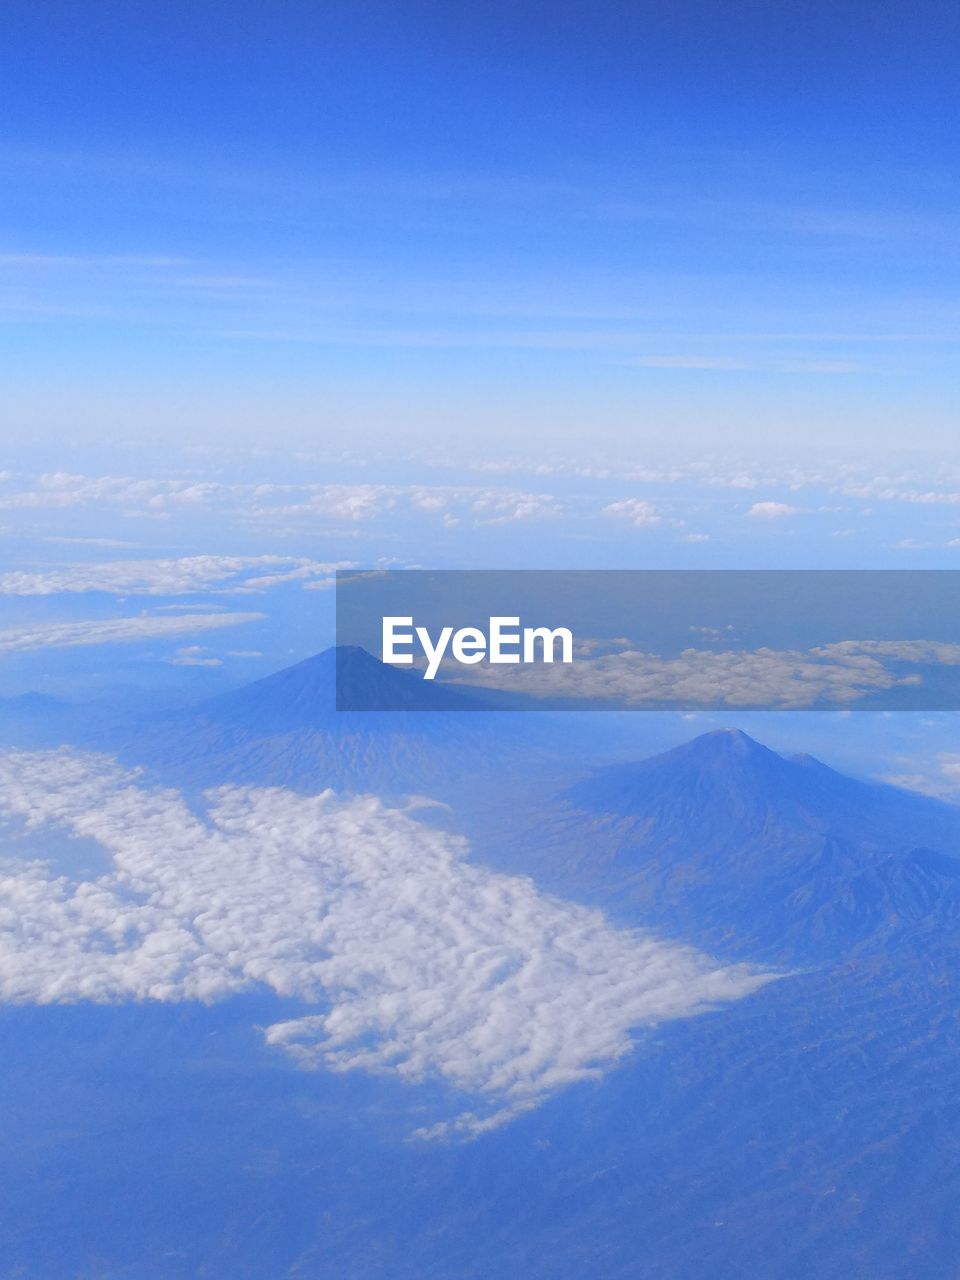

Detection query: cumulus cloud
xmin=443 ymin=641 xmax=942 ymax=709
xmin=0 ymin=612 xmax=263 ymax=656
xmin=250 ymin=483 xmax=394 ymax=522
xmin=0 ymin=471 xmax=220 ymax=514
xmin=470 ymin=489 xmax=561 ymax=525
xmin=0 ymin=472 xmax=398 ymax=523
xmin=0 ymin=751 xmax=770 ymax=1137
xmin=0 ymin=555 xmax=349 ymax=597
xmin=10 ymin=459 xmax=960 ymax=549
xmin=816 ymin=639 xmax=960 ymax=666
xmin=601 ymin=498 xmax=662 ymax=528
xmin=0 ymin=472 xmax=567 ymax=531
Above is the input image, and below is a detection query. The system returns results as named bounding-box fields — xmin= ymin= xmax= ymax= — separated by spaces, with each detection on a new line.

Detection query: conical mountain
xmin=565 ymin=727 xmax=960 ymax=857
xmin=109 ymin=646 xmax=549 ymax=798
xmin=199 ymin=644 xmax=479 ymax=729
xmin=521 ymin=729 xmax=960 ymax=963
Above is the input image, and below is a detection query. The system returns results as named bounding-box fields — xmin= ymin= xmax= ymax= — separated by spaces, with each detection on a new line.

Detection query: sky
xmin=1 ymin=0 xmax=959 ymax=452
xmin=5 ymin=1 xmax=960 ymax=1161
xmin=3 ymin=1 xmax=960 ymax=793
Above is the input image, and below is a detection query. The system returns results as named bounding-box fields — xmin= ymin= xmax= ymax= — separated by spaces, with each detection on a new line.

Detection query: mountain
xmin=7 ymin=720 xmax=960 ymax=1277
xmin=99 ymin=646 xmax=565 ymax=800
xmin=199 ymin=645 xmax=482 ymax=726
xmin=564 ymin=728 xmax=960 ymax=852
xmin=501 ymin=728 xmax=960 ymax=965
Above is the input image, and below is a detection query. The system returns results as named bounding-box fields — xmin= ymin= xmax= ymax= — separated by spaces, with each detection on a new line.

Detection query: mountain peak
xmin=651 ymin=727 xmax=792 ymax=774
xmin=198 ymin=644 xmax=478 ymax=727
xmin=552 ymin=727 xmax=960 ymax=966
xmin=687 ymin=727 xmax=768 ymax=752
xmin=564 ymin=726 xmax=960 ymax=860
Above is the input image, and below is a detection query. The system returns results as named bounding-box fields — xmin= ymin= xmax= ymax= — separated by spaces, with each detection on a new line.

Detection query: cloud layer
xmin=0 ymin=612 xmax=264 ymax=655
xmin=0 ymin=555 xmax=348 ymax=597
xmin=0 ymin=750 xmax=770 ymax=1136
xmin=442 ymin=639 xmax=956 ymax=709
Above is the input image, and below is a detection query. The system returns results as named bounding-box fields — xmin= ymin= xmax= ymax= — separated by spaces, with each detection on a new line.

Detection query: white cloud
xmin=816 ymin=639 xmax=960 ymax=666
xmin=163 ymin=645 xmax=223 ymax=667
xmin=0 ymin=612 xmax=263 ymax=656
xmin=470 ymin=489 xmax=561 ymax=525
xmin=746 ymin=501 xmax=798 ymax=519
xmin=601 ymin=498 xmax=662 ymax=528
xmin=0 ymin=473 xmax=392 ymax=523
xmin=880 ymin=753 xmax=960 ymax=799
xmin=0 ymin=751 xmax=771 ymax=1138
xmin=0 ymin=472 xmax=173 ymax=511
xmin=0 ymin=555 xmax=349 ymax=597
xmin=251 ymin=483 xmax=394 ymax=522
xmin=443 ymin=641 xmax=935 ymax=710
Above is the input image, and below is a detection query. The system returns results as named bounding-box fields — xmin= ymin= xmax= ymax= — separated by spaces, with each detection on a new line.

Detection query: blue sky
xmin=1 ymin=0 xmax=958 ymax=451
xmin=3 ymin=1 xmax=960 ymax=794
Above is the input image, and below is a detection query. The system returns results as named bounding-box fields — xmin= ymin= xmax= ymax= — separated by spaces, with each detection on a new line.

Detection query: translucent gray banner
xmin=335 ymin=570 xmax=960 ymax=712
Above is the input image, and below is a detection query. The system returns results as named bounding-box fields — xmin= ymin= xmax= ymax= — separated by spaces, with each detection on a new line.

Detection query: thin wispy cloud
xmin=0 ymin=252 xmax=191 ymax=268
xmin=0 ymin=555 xmax=349 ymax=597
xmin=746 ymin=501 xmax=798 ymax=519
xmin=0 ymin=612 xmax=264 ymax=656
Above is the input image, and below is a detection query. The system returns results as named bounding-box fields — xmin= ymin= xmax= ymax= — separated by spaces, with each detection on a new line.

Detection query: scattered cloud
xmin=6 ymin=455 xmax=960 ymax=565
xmin=817 ymin=639 xmax=960 ymax=666
xmin=163 ymin=645 xmax=223 ymax=667
xmin=601 ymin=498 xmax=662 ymax=528
xmin=0 ymin=555 xmax=349 ymax=597
xmin=880 ymin=754 xmax=960 ymax=799
xmin=746 ymin=501 xmax=798 ymax=519
xmin=443 ymin=639 xmax=956 ymax=709
xmin=470 ymin=489 xmax=561 ymax=525
xmin=0 ymin=751 xmax=771 ymax=1138
xmin=0 ymin=472 xmax=568 ymax=531
xmin=0 ymin=612 xmax=263 ymax=656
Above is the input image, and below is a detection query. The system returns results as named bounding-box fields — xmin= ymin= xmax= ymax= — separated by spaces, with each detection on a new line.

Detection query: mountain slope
xmin=101 ymin=646 xmax=561 ymax=799
xmin=199 ymin=645 xmax=481 ymax=727
xmin=502 ymin=728 xmax=960 ymax=965
xmin=566 ymin=728 xmax=960 ymax=856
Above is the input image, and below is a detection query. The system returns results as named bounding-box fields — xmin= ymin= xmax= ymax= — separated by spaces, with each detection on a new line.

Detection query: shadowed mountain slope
xmin=97 ymin=646 xmax=560 ymax=799
xmin=499 ymin=728 xmax=960 ymax=965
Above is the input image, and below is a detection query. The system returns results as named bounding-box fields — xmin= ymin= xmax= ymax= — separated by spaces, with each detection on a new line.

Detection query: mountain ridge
xmin=487 ymin=727 xmax=960 ymax=966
